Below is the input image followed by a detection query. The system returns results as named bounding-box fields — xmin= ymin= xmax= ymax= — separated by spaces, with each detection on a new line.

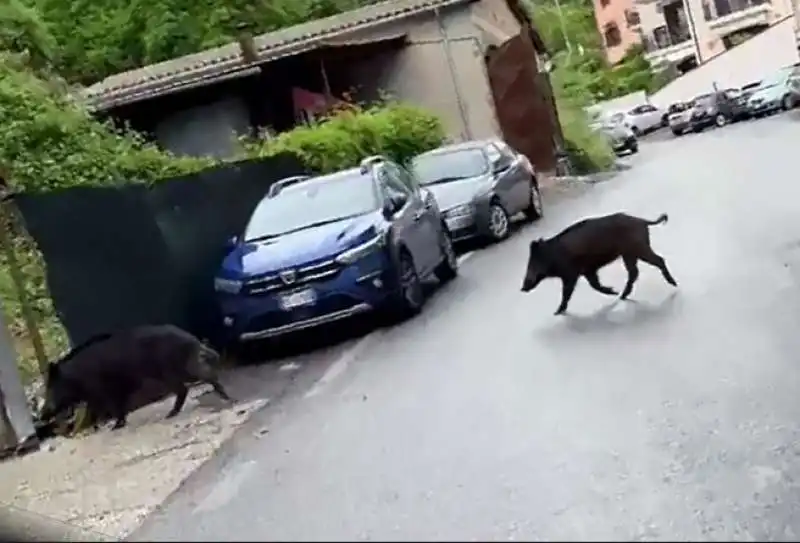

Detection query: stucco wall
xmin=154 ymin=96 xmax=250 ymax=159
xmin=593 ymin=0 xmax=643 ymax=64
xmin=349 ymin=5 xmax=502 ymax=142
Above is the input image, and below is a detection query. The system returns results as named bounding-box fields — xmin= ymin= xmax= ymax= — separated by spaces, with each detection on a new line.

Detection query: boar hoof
xmin=554 ymin=308 xmax=567 ymax=316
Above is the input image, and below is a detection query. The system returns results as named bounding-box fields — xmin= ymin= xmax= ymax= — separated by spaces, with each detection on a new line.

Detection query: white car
xmin=623 ymin=103 xmax=666 ymax=135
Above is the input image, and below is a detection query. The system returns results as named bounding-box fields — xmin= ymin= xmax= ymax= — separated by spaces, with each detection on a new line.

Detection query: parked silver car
xmin=411 ymin=140 xmax=543 ymax=243
xmin=596 ymin=121 xmax=638 ymax=155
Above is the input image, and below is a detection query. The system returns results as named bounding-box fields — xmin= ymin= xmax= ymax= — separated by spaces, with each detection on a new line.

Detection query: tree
xmin=0 ymin=0 xmax=56 ymax=71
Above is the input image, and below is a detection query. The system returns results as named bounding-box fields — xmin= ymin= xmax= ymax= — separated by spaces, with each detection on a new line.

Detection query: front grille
xmin=245 ymin=259 xmax=342 ymax=295
xmin=243 ymin=294 xmax=361 ymax=332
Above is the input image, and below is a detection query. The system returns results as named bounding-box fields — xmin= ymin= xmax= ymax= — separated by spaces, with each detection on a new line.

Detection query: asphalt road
xmin=133 ymin=113 xmax=800 ymax=541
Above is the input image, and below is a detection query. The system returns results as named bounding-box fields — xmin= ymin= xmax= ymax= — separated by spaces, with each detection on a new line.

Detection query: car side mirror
xmin=224 ymin=235 xmax=238 ymax=251
xmin=492 ymin=158 xmax=511 ymax=174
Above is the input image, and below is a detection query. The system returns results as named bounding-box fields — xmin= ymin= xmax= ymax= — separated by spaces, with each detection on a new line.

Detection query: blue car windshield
xmin=243 ymin=171 xmax=379 ymax=241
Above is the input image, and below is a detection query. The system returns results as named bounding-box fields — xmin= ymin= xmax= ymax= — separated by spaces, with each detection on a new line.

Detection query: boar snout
xmin=521 ymin=270 xmax=543 ymax=292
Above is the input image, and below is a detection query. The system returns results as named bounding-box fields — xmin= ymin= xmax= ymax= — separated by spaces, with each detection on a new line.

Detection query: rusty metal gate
xmin=486 ymin=29 xmax=561 ymax=173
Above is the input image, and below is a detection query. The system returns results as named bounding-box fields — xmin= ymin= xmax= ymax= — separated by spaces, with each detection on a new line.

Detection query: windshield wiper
xmin=245 ymin=214 xmax=365 ymax=243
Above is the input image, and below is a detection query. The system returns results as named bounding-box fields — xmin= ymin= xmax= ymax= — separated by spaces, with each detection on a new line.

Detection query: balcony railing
xmin=706 ymin=0 xmax=769 ymax=19
xmin=642 ymin=25 xmax=692 ymax=52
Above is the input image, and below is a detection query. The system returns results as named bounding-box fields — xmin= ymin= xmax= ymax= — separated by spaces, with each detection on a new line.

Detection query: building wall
xmin=349 ymin=5 xmax=502 ymax=142
xmin=649 ymin=14 xmax=799 ymax=106
xmin=593 ymin=0 xmax=643 ymax=63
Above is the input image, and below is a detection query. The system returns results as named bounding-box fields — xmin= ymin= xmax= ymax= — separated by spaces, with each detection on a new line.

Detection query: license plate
xmin=279 ymin=288 xmax=316 ymax=310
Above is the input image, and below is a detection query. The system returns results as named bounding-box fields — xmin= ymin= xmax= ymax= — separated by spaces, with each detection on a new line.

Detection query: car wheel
xmin=714 ymin=114 xmax=728 ymax=127
xmin=394 ymin=250 xmax=424 ymax=318
xmin=487 ymin=201 xmax=511 ymax=241
xmin=631 ymin=126 xmax=641 ymax=137
xmin=671 ymin=129 xmax=682 ymax=136
xmin=628 ymin=140 xmax=639 ymax=154
xmin=782 ymin=94 xmax=794 ymax=111
xmin=433 ymin=226 xmax=458 ymax=283
xmin=523 ymin=178 xmax=543 ymax=221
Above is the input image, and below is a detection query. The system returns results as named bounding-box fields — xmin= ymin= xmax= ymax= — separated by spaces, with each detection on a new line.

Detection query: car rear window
xmin=413 ymin=149 xmax=489 ymax=185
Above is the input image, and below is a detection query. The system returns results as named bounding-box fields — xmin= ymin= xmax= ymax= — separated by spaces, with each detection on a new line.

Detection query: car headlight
xmin=335 ymin=233 xmax=387 ymax=265
xmin=445 ymin=204 xmax=473 ymax=218
xmin=214 ymin=277 xmax=242 ymax=294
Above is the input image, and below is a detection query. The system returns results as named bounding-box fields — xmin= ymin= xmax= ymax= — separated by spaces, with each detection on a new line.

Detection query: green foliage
xmin=27 ymin=0 xmax=377 ymax=84
xmin=0 ymin=0 xmax=56 ymax=72
xmin=243 ymin=102 xmax=446 ymax=172
xmin=0 ymin=56 xmax=212 ymax=193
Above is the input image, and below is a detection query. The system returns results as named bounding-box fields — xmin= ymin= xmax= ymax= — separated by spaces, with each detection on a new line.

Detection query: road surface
xmin=133 ymin=115 xmax=800 ymax=541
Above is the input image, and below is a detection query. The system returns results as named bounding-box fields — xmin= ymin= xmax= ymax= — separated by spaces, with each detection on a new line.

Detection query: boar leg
xmin=584 ymin=271 xmax=618 ymax=296
xmin=639 ymin=250 xmax=678 ymax=287
xmin=620 ymin=256 xmax=640 ymax=299
xmin=207 ymin=379 xmax=232 ymax=402
xmin=166 ymin=384 xmax=189 ymax=418
xmin=555 ymin=275 xmax=579 ymax=315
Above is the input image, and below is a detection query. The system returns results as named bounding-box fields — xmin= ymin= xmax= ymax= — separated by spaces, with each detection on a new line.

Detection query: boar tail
xmin=646 ymin=213 xmax=668 ymax=226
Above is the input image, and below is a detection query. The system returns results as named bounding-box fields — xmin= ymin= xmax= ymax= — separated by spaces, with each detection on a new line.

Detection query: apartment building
xmin=594 ymin=0 xmax=794 ymax=69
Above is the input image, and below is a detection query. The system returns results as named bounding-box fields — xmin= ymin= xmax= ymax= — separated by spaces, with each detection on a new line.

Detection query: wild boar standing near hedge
xmin=41 ymin=324 xmax=232 ymax=431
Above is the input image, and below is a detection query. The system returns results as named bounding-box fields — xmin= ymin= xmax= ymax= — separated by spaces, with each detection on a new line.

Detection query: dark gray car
xmin=411 ymin=139 xmax=543 ymax=243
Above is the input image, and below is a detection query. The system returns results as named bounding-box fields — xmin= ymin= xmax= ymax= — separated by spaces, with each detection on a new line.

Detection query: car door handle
xmin=413 ymin=210 xmax=425 ymax=221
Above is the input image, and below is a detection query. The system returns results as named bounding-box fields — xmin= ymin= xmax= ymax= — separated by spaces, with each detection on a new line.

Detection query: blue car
xmin=214 ymin=156 xmax=459 ymax=344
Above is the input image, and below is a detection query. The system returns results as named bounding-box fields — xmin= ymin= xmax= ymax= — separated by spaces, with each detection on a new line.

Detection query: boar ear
xmin=529 ymin=238 xmax=544 ymax=251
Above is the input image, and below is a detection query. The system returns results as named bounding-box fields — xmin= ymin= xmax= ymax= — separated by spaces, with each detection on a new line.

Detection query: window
xmin=412 ymin=149 xmax=490 ymax=186
xmin=243 ymin=171 xmax=379 ymax=241
xmin=377 ymin=167 xmax=412 ymax=204
xmin=600 ymin=0 xmax=610 ymax=7
xmin=383 ymin=161 xmax=418 ymax=193
xmin=624 ymin=9 xmax=640 ymax=27
xmin=604 ymin=23 xmax=622 ymax=47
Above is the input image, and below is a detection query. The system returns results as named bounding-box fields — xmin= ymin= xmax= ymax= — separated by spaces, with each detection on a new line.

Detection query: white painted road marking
xmin=303 ymin=250 xmax=476 ymax=400
xmin=304 ymin=331 xmax=383 ymax=399
xmin=193 ymin=460 xmax=257 ymax=515
xmin=457 ymin=251 xmax=475 ymax=265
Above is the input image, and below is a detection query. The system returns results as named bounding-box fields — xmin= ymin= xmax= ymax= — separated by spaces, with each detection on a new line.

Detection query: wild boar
xmin=521 ymin=212 xmax=677 ymax=315
xmin=41 ymin=324 xmax=231 ymax=430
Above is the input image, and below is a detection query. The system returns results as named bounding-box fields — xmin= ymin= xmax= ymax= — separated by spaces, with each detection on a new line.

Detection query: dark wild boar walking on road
xmin=41 ymin=324 xmax=232 ymax=431
xmin=520 ymin=212 xmax=678 ymax=315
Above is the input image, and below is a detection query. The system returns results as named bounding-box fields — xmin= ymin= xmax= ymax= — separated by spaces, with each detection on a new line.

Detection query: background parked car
xmin=411 ymin=139 xmax=543 ymax=244
xmin=214 ymin=157 xmax=459 ymax=345
xmin=624 ymin=103 xmax=666 ymax=135
xmin=598 ymin=120 xmax=638 ymax=155
xmin=667 ymin=101 xmax=692 ymax=136
xmin=747 ymin=65 xmax=800 ymax=117
xmin=688 ymin=91 xmax=746 ymax=131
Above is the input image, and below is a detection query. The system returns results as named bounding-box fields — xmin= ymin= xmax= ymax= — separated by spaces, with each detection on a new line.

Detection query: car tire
xmin=392 ymin=249 xmax=424 ymax=319
xmin=523 ymin=178 xmax=543 ymax=222
xmin=631 ymin=126 xmax=641 ymax=137
xmin=487 ymin=200 xmax=511 ymax=241
xmin=671 ymin=129 xmax=682 ymax=136
xmin=433 ymin=226 xmax=458 ymax=283
xmin=628 ymin=140 xmax=639 ymax=154
xmin=782 ymin=94 xmax=794 ymax=111
xmin=714 ymin=114 xmax=728 ymax=127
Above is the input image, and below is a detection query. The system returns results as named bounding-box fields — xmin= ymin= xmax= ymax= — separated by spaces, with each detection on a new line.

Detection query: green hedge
xmin=242 ymin=102 xmax=446 ymax=172
xmin=0 ymin=59 xmax=446 ymax=381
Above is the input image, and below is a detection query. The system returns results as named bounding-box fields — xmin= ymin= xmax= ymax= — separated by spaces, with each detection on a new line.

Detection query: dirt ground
xmin=0 ymin=384 xmax=268 ymax=539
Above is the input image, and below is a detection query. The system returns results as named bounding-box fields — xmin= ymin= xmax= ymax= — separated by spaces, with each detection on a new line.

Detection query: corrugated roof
xmin=82 ymin=0 xmax=474 ymax=111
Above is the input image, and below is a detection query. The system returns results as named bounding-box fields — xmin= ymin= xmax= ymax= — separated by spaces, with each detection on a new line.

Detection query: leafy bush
xmin=242 ymin=102 xmax=446 ymax=172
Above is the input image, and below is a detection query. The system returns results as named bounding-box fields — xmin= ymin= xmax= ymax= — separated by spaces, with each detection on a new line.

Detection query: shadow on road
xmin=538 ymin=290 xmax=681 ymax=340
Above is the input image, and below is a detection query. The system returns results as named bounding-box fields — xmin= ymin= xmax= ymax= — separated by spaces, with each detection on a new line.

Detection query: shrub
xmin=242 ymin=101 xmax=446 ymax=172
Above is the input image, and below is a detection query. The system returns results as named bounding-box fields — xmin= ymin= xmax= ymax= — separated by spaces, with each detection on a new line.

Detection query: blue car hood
xmin=222 ymin=213 xmax=380 ymax=277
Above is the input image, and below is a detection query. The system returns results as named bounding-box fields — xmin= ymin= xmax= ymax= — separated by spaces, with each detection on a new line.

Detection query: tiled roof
xmin=82 ymin=0 xmax=474 ymax=111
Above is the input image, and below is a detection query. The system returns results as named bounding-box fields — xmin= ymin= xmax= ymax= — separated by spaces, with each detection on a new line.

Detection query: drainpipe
xmin=681 ymin=0 xmax=705 ymax=64
xmin=434 ymin=7 xmax=472 ymax=140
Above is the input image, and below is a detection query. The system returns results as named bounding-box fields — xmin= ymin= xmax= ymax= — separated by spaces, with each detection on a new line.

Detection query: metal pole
xmin=553 ymin=0 xmax=574 ymax=60
xmin=682 ymin=0 xmax=704 ymax=64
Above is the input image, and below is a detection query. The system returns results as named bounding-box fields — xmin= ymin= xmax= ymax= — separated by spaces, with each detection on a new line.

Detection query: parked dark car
xmin=667 ymin=101 xmax=692 ymax=135
xmin=411 ymin=139 xmax=543 ymax=243
xmin=689 ymin=91 xmax=747 ymax=132
xmin=214 ymin=156 xmax=459 ymax=344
